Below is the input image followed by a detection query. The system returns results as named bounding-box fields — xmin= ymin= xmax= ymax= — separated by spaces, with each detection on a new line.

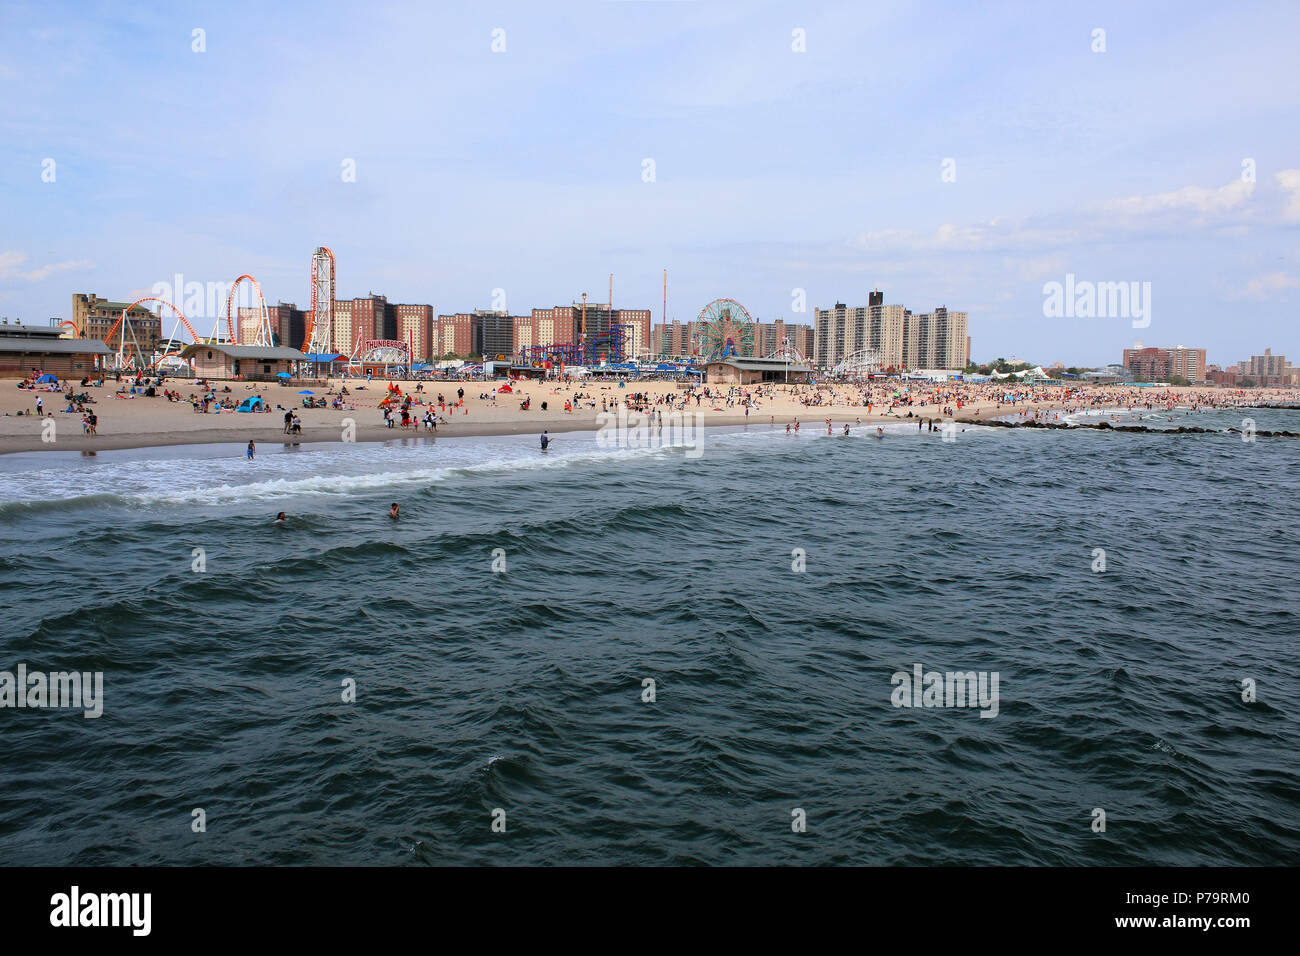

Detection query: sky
xmin=1 ymin=0 xmax=1297 ymax=367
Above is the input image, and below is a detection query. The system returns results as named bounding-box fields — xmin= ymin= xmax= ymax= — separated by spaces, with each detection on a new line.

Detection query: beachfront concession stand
xmin=181 ymin=343 xmax=307 ymax=382
xmin=0 ymin=323 xmax=112 ymax=377
xmin=703 ymin=355 xmax=812 ymax=385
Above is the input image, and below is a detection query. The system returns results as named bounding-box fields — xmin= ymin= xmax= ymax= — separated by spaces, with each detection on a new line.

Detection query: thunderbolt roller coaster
xmin=829 ymin=348 xmax=883 ymax=378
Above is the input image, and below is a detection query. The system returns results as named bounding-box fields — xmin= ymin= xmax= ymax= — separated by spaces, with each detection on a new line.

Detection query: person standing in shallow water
xmin=247 ymin=441 xmax=255 ymax=460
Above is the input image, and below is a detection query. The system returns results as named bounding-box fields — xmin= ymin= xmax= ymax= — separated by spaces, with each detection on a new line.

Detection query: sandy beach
xmin=2 ymin=374 xmax=1294 ymax=455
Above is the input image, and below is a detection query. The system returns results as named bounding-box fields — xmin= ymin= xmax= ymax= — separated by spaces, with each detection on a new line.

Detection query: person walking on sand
xmin=35 ymin=396 xmax=43 ymax=416
xmin=247 ymin=440 xmax=256 ymax=460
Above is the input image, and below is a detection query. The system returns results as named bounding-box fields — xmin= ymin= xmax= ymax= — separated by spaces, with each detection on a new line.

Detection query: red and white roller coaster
xmin=104 ymin=297 xmax=200 ymax=371
xmin=91 ymin=247 xmax=335 ymax=370
xmin=225 ymin=273 xmax=272 ymax=346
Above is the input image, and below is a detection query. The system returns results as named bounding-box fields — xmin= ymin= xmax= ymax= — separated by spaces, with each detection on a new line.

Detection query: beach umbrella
xmin=276 ymin=372 xmax=292 ymax=378
xmin=298 ymin=389 xmax=315 ymax=395
xmin=36 ymin=374 xmax=58 ymax=383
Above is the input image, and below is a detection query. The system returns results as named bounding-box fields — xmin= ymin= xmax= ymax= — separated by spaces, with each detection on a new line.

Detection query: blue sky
xmin=1 ymin=0 xmax=1297 ymax=366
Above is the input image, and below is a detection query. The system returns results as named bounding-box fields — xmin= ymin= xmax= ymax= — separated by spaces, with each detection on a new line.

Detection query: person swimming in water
xmin=876 ymin=426 xmax=884 ymax=438
xmin=389 ymin=502 xmax=400 ymax=519
xmin=273 ymin=512 xmax=286 ymax=525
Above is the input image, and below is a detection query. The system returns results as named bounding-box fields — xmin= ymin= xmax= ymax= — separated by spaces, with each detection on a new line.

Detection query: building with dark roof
xmin=180 ymin=343 xmax=307 ymax=380
xmin=0 ymin=322 xmax=112 ymax=377
xmin=703 ymin=355 xmax=812 ymax=384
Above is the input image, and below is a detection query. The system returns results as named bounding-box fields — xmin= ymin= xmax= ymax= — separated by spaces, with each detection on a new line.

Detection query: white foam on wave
xmin=0 ymin=428 xmax=716 ymax=510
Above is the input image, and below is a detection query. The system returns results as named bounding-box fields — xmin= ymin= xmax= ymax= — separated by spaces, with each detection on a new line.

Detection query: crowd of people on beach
xmin=9 ymin=364 xmax=1296 ymax=454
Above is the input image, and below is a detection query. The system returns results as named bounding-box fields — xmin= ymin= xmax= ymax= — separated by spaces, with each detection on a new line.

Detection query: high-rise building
xmin=750 ymin=319 xmax=816 ymax=359
xmin=236 ymin=306 xmax=265 ymax=345
xmin=236 ymin=302 xmax=306 ymax=347
xmin=925 ymin=306 xmax=969 ymax=370
xmin=1238 ymin=348 xmax=1288 ymax=385
xmin=475 ymin=310 xmax=516 ymax=360
xmin=868 ymin=304 xmax=904 ymax=369
xmin=1167 ymin=346 xmax=1207 ymax=382
xmin=813 ymin=303 xmax=850 ymax=368
xmin=394 ymin=304 xmax=434 ymax=361
xmin=332 ymin=299 xmax=354 ymax=356
xmin=1122 ymin=344 xmax=1207 ymax=382
xmin=1123 ymin=346 xmax=1168 ymax=381
xmin=432 ymin=313 xmax=478 ymax=357
xmin=814 ymin=293 xmax=962 ymax=369
xmin=652 ymin=320 xmax=697 ymax=358
xmin=332 ymin=294 xmax=397 ymax=354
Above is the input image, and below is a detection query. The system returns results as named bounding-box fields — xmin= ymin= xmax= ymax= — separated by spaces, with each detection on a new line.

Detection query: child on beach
xmin=247 ymin=441 xmax=255 ymax=460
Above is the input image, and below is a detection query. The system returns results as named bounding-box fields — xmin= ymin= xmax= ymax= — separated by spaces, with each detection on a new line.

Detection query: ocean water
xmin=1 ymin=410 xmax=1297 ymax=865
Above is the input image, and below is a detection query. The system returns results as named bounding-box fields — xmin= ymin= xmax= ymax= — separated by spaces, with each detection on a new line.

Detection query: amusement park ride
xmin=102 ymin=297 xmax=201 ymax=371
xmin=830 ymin=348 xmax=882 ymax=378
xmin=302 ymin=246 xmax=335 ymax=356
xmin=83 ymin=254 xmax=777 ymax=376
xmin=86 ymin=246 xmax=349 ymax=373
xmin=693 ymin=298 xmax=755 ymax=360
xmin=518 ymin=324 xmax=630 ymax=369
xmin=518 ymin=283 xmax=633 ymax=370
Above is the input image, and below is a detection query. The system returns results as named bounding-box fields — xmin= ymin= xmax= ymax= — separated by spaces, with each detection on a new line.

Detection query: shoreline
xmin=4 ymin=374 xmax=1295 ymax=457
xmin=0 ymin=411 xmax=816 ymax=456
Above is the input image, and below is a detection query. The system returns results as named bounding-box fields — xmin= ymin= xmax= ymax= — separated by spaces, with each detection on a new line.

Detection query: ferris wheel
xmin=694 ymin=298 xmax=754 ymax=360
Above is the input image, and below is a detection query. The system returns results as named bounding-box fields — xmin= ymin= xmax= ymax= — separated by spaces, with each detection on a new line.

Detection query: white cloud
xmin=1240 ymin=272 xmax=1299 ymax=300
xmin=847 ymin=174 xmax=1279 ymax=267
xmin=852 ymin=224 xmax=986 ymax=254
xmin=0 ymin=251 xmax=94 ymax=281
xmin=1276 ymin=169 xmax=1300 ymax=222
xmin=1098 ymin=179 xmax=1254 ymax=217
xmin=1008 ymin=254 xmax=1069 ymax=282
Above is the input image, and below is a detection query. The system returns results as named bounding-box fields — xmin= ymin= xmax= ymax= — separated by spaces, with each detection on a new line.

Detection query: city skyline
xmin=2 ymin=1 xmax=1298 ymax=365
